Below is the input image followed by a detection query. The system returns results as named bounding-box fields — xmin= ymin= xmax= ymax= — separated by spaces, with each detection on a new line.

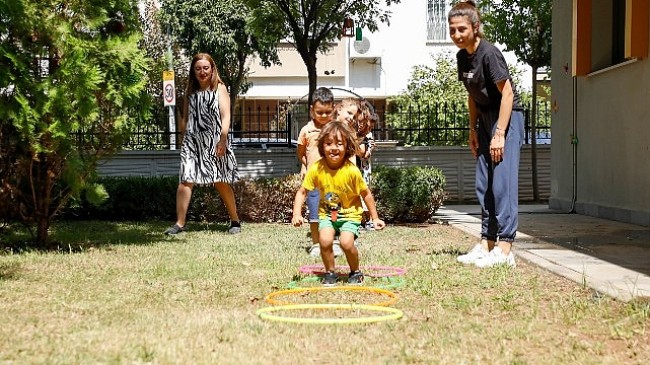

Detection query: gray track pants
xmin=475 ymin=109 xmax=524 ymax=242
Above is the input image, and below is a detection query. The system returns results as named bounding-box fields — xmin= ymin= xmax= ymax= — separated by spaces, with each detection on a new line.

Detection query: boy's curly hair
xmin=317 ymin=121 xmax=360 ymax=161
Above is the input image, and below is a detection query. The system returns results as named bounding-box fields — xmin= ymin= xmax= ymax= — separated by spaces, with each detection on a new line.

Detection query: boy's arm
xmin=292 ymin=186 xmax=308 ymax=227
xmin=296 ymin=144 xmax=308 ymax=177
xmin=360 ymin=188 xmax=385 ymax=230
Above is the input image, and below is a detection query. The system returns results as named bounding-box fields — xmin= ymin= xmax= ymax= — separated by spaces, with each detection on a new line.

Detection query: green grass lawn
xmin=1 ymin=221 xmax=649 ymax=364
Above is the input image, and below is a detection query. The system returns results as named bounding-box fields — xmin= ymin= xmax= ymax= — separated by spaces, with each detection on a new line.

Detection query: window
xmin=573 ymin=0 xmax=648 ymax=75
xmin=427 ymin=0 xmax=448 ymax=42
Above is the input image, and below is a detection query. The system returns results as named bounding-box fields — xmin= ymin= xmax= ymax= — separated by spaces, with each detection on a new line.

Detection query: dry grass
xmin=0 ymin=221 xmax=649 ymax=365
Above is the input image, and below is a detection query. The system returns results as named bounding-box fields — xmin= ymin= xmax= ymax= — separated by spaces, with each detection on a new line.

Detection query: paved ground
xmin=436 ymin=204 xmax=650 ymax=302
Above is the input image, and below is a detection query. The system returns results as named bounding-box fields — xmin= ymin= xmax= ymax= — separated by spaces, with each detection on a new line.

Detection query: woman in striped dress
xmin=165 ymin=53 xmax=241 ymax=235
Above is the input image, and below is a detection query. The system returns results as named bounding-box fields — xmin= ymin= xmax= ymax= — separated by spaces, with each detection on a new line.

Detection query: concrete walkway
xmin=436 ymin=205 xmax=650 ymax=302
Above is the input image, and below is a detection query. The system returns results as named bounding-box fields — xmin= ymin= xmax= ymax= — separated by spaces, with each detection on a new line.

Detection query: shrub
xmin=60 ymin=174 xmax=303 ymax=224
xmin=58 ymin=168 xmax=446 ymax=224
xmin=191 ymin=174 xmax=302 ymax=223
xmin=63 ymin=176 xmax=178 ymax=221
xmin=371 ymin=165 xmax=446 ymax=223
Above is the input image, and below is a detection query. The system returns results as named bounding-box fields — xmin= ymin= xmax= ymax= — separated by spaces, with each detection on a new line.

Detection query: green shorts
xmin=319 ymin=219 xmax=361 ymax=238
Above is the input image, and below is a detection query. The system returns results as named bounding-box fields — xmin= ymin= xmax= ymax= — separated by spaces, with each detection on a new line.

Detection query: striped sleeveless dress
xmin=179 ymin=89 xmax=239 ymax=185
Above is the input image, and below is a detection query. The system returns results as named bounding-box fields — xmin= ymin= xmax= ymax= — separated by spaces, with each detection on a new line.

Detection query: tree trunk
xmin=305 ymin=53 xmax=318 ymax=106
xmin=531 ymin=66 xmax=539 ymax=202
xmin=34 ymin=157 xmax=52 ymax=247
xmin=229 ymin=88 xmax=239 ymax=133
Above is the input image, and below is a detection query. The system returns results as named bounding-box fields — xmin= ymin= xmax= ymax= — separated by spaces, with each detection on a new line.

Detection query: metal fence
xmin=116 ymin=101 xmax=551 ymax=150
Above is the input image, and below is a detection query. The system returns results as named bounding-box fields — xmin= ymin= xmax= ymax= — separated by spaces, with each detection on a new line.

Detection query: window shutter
xmin=625 ymin=0 xmax=649 ymax=59
xmin=572 ymin=0 xmax=592 ymax=76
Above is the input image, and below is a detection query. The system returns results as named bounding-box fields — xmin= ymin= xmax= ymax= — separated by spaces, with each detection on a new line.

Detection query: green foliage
xmin=59 ymin=174 xmax=303 ymax=223
xmin=63 ymin=176 xmax=177 ymax=221
xmin=385 ymin=52 xmax=528 ymax=146
xmin=233 ymin=174 xmax=303 ymax=223
xmin=481 ymin=0 xmax=552 ymax=69
xmin=385 ymin=53 xmax=468 ymax=146
xmin=84 ymin=183 xmax=109 ymax=207
xmin=0 ymin=0 xmax=151 ymax=245
xmin=159 ymin=0 xmax=280 ymax=111
xmin=134 ymin=0 xmax=188 ymax=151
xmin=371 ymin=165 xmax=446 ymax=223
xmin=57 ymin=169 xmax=445 ymax=225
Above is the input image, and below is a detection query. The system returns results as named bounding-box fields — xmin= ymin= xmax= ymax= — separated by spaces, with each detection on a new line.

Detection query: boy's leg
xmin=338 ymin=230 xmax=360 ymax=272
xmin=318 ymin=225 xmax=337 ymax=272
xmin=309 ymin=222 xmax=319 ymax=244
xmin=339 ymin=221 xmax=361 ymax=269
xmin=306 ymin=189 xmax=321 ymax=255
xmin=339 ymin=222 xmax=363 ymax=284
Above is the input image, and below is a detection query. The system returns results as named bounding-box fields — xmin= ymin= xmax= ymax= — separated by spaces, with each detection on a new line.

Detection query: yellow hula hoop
xmin=256 ymin=303 xmax=404 ymax=324
xmin=265 ymin=286 xmax=399 ymax=307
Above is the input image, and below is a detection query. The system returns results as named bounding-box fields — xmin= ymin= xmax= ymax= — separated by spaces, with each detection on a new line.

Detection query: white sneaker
xmin=309 ymin=242 xmax=343 ymax=257
xmin=474 ymin=247 xmax=516 ymax=268
xmin=457 ymin=244 xmax=488 ymax=264
xmin=308 ymin=244 xmax=320 ymax=257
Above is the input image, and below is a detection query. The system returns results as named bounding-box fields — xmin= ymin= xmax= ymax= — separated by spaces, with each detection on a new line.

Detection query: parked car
xmin=230 ymin=137 xmax=298 ymax=149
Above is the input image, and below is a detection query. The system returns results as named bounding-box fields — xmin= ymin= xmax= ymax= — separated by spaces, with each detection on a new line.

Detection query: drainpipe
xmin=570 ymin=76 xmax=578 ymax=213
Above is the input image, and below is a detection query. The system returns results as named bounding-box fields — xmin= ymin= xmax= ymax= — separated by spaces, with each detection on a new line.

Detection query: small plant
xmin=371 ymin=165 xmax=446 ymax=223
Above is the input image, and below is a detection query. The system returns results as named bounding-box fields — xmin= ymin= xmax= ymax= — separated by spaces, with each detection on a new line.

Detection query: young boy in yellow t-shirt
xmin=292 ymin=121 xmax=385 ymax=286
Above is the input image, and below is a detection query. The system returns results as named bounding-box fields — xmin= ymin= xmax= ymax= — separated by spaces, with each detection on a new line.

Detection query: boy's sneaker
xmin=347 ymin=271 xmax=364 ymax=285
xmin=474 ymin=247 xmax=516 ymax=268
xmin=322 ymin=271 xmax=338 ymax=287
xmin=164 ymin=224 xmax=185 ymax=235
xmin=457 ymin=243 xmax=488 ymax=264
xmin=228 ymin=221 xmax=241 ymax=234
xmin=365 ymin=222 xmax=375 ymax=231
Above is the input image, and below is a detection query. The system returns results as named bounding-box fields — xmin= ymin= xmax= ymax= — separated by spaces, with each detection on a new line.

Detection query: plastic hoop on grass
xmin=298 ymin=264 xmax=407 ymax=278
xmin=256 ymin=303 xmax=403 ymax=324
xmin=286 ymin=275 xmax=406 ymax=290
xmin=265 ymin=286 xmax=399 ymax=307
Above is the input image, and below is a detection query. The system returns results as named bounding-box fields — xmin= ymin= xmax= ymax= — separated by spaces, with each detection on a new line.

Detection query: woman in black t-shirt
xmin=449 ymin=1 xmax=524 ymax=268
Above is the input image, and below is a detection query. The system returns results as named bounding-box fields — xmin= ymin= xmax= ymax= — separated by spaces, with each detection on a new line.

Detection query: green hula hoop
xmin=265 ymin=286 xmax=399 ymax=307
xmin=286 ymin=275 xmax=406 ymax=290
xmin=256 ymin=303 xmax=404 ymax=324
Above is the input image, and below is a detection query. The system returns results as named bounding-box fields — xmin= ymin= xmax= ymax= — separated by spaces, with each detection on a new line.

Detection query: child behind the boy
xmin=357 ymin=100 xmax=378 ymax=229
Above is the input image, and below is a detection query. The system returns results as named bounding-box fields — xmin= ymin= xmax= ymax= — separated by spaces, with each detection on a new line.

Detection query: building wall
xmin=550 ymin=0 xmax=650 ymax=226
xmin=242 ymin=0 xmax=531 ymax=102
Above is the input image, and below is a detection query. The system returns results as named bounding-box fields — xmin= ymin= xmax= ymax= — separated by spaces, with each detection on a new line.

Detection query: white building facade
xmin=240 ymin=0 xmax=529 ymax=110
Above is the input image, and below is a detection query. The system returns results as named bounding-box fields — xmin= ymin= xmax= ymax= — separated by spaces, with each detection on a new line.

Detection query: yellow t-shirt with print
xmin=301 ymin=159 xmax=368 ymax=222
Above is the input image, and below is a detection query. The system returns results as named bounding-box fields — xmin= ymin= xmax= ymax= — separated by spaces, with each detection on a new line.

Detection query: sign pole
xmin=163 ymin=70 xmax=176 ymax=150
xmin=165 ymin=23 xmax=176 ymax=150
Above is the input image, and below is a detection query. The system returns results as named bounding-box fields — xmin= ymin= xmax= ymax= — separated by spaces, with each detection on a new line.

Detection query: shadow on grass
xmin=0 ymin=220 xmax=180 ymax=254
xmin=192 ymin=221 xmax=235 ymax=234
